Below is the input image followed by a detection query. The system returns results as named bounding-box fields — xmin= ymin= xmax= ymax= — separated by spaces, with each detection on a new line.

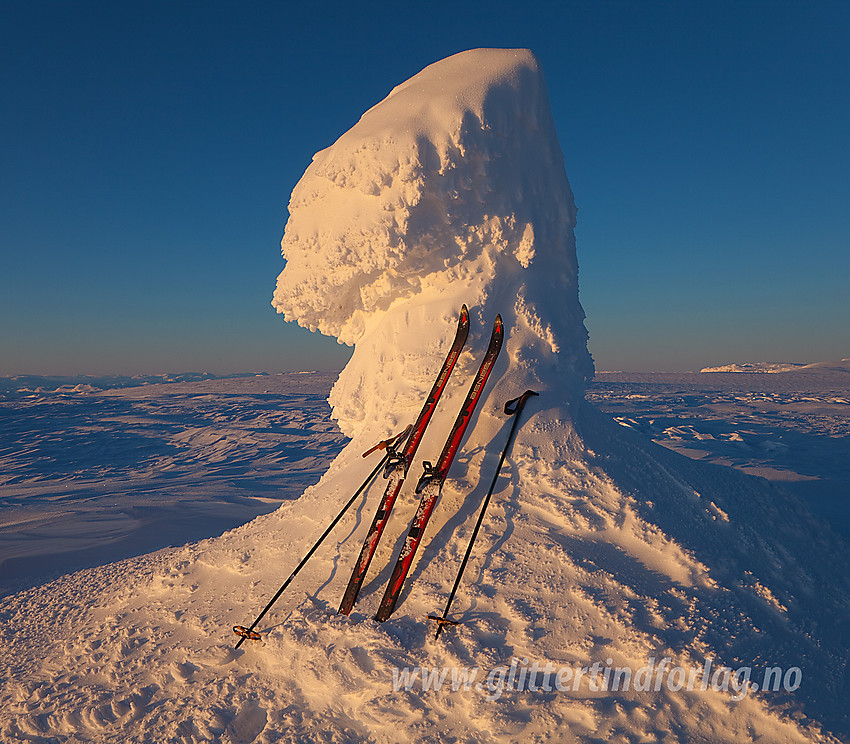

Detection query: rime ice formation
xmin=1 ymin=50 xmax=848 ymax=744
xmin=272 ymin=48 xmax=593 ymax=438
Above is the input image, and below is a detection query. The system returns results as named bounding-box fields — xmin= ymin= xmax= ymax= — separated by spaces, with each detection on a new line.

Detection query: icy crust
xmin=272 ymin=49 xmax=592 ymax=436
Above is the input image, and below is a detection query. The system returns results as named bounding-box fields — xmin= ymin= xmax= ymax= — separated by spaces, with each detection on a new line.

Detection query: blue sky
xmin=2 ymin=0 xmax=848 ymax=374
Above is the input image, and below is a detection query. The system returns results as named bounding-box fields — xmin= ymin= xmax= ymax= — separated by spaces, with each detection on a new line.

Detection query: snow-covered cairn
xmin=273 ymin=48 xmax=593 ymax=438
xmin=269 ymin=48 xmax=849 ymax=739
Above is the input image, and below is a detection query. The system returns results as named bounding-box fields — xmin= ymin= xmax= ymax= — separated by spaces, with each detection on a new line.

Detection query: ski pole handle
xmin=362 ymin=424 xmax=413 ymax=458
xmin=504 ymin=390 xmax=539 ymax=416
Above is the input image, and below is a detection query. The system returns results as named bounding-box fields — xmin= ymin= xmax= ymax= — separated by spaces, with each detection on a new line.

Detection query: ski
xmin=338 ymin=305 xmax=471 ymax=615
xmin=375 ymin=314 xmax=504 ymax=622
xmin=233 ymin=425 xmax=412 ymax=648
xmin=428 ymin=390 xmax=538 ymax=639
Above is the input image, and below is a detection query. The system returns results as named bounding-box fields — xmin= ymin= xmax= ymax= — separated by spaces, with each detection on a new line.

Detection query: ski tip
xmin=459 ymin=304 xmax=470 ymax=326
xmin=492 ymin=315 xmax=504 ymax=342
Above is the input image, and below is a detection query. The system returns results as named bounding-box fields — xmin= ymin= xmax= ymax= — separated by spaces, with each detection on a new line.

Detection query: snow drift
xmin=2 ymin=49 xmax=849 ymax=743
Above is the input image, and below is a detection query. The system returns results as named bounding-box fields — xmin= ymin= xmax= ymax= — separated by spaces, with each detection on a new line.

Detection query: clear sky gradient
xmin=2 ymin=0 xmax=848 ymax=374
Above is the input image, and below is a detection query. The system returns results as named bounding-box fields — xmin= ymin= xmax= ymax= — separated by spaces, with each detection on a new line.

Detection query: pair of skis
xmin=340 ymin=306 xmax=504 ymax=621
xmin=233 ymin=305 xmax=503 ymax=646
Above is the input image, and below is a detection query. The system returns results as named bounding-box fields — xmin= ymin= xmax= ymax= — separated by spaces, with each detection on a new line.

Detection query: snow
xmin=589 ymin=367 xmax=850 ymax=539
xmin=3 ymin=48 xmax=850 ymax=743
xmin=0 ymin=373 xmax=344 ymax=597
xmin=701 ymin=362 xmax=808 ymax=373
xmin=272 ymin=47 xmax=593 ymax=438
xmin=4 ymin=371 xmax=848 ymax=742
xmin=701 ymin=360 xmax=850 ymax=374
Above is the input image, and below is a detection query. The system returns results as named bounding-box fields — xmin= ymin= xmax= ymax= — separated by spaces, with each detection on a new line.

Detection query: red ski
xmin=375 ymin=315 xmax=504 ymax=622
xmin=338 ymin=305 xmax=470 ymax=615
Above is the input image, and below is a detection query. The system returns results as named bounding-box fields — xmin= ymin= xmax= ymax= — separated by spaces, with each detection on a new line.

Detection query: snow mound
xmin=2 ymin=49 xmax=849 ymax=744
xmin=273 ymin=48 xmax=593 ymax=437
xmin=799 ymin=359 xmax=850 ymax=374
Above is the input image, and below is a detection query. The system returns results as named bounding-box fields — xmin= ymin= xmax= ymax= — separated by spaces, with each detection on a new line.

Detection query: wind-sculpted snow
xmin=0 ymin=373 xmax=345 ymax=597
xmin=3 ymin=385 xmax=848 ymax=742
xmin=273 ymin=48 xmax=592 ymax=437
xmin=588 ymin=370 xmax=850 ymax=537
xmin=3 ymin=50 xmax=849 ymax=743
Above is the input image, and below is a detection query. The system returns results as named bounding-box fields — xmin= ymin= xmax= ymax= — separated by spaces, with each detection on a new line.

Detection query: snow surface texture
xmin=2 ymin=371 xmax=849 ymax=742
xmin=273 ymin=47 xmax=593 ymax=439
xmin=2 ymin=49 xmax=849 ymax=743
xmin=0 ymin=373 xmax=344 ymax=597
xmin=589 ymin=364 xmax=850 ymax=537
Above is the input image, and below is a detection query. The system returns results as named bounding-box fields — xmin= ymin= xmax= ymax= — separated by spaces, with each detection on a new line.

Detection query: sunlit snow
xmin=2 ymin=49 xmax=848 ymax=743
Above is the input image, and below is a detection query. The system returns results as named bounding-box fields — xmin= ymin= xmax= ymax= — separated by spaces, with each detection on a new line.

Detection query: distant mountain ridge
xmin=701 ymin=359 xmax=850 ymax=374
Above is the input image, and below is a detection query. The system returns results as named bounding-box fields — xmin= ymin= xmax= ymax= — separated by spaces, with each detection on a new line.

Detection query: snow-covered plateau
xmin=2 ymin=49 xmax=849 ymax=743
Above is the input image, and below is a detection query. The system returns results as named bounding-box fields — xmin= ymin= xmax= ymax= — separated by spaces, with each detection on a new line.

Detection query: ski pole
xmin=234 ymin=424 xmax=412 ymax=647
xmin=428 ymin=390 xmax=538 ymax=639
